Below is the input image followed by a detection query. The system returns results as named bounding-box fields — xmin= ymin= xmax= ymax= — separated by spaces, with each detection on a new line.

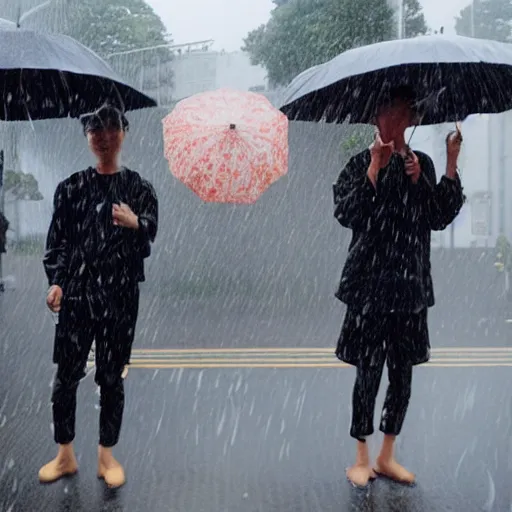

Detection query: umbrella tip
xmin=229 ymin=123 xmax=236 ymax=130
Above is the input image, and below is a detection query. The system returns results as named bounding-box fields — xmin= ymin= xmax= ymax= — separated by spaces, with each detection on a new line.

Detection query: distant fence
xmin=106 ymin=48 xmax=174 ymax=107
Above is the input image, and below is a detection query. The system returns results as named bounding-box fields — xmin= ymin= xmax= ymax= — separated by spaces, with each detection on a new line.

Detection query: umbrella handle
xmin=406 ymin=125 xmax=417 ymax=146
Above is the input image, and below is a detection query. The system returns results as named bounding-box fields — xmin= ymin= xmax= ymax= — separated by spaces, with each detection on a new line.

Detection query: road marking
xmin=86 ymin=347 xmax=512 ymax=369
xmin=128 ymin=347 xmax=512 ymax=353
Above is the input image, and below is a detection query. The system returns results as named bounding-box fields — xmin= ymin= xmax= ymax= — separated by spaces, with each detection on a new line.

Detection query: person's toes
xmin=374 ymin=458 xmax=415 ymax=484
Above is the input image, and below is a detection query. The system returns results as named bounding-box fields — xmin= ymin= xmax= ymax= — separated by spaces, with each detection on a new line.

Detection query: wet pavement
xmin=0 ymin=254 xmax=511 ymax=511
xmin=1 ymin=363 xmax=510 ymax=511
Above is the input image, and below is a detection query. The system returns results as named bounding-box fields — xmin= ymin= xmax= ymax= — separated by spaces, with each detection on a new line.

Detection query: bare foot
xmin=39 ymin=454 xmax=78 ymax=483
xmin=98 ymin=450 xmax=125 ymax=488
xmin=374 ymin=457 xmax=415 ymax=484
xmin=346 ymin=464 xmax=377 ymax=488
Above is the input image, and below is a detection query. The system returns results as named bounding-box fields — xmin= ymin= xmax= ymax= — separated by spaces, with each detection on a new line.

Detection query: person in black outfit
xmin=40 ymin=105 xmax=158 ymax=488
xmin=0 ymin=211 xmax=8 ymax=254
xmin=333 ymin=86 xmax=464 ymax=487
xmin=0 ymin=211 xmax=8 ymax=293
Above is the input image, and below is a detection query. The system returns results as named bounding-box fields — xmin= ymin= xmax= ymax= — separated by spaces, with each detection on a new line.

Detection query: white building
xmin=106 ymin=41 xmax=269 ymax=107
xmin=171 ymin=50 xmax=268 ymax=102
xmin=406 ymin=114 xmax=511 ymax=248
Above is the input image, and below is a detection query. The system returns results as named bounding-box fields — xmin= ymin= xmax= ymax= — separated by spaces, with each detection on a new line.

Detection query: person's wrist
xmin=446 ymin=158 xmax=458 ymax=179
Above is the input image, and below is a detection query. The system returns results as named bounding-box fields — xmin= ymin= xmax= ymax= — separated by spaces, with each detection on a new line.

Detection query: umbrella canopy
xmin=162 ymin=88 xmax=288 ymax=204
xmin=0 ymin=28 xmax=157 ymax=121
xmin=279 ymin=34 xmax=512 ymax=125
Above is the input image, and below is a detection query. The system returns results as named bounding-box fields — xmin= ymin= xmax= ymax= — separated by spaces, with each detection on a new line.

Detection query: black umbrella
xmin=0 ymin=28 xmax=157 ymax=120
xmin=279 ymin=34 xmax=512 ymax=126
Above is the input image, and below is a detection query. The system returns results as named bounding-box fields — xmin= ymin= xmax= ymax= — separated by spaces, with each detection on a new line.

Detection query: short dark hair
xmin=80 ymin=105 xmax=129 ymax=135
xmin=378 ymin=85 xmax=416 ymax=110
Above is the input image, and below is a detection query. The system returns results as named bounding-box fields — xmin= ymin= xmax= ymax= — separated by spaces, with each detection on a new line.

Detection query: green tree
xmin=403 ymin=0 xmax=428 ymax=38
xmin=62 ymin=0 xmax=173 ymax=93
xmin=244 ymin=0 xmax=428 ymax=87
xmin=244 ymin=0 xmax=393 ymax=87
xmin=272 ymin=0 xmax=428 ymax=37
xmin=5 ymin=170 xmax=43 ymax=201
xmin=64 ymin=0 xmax=169 ymax=56
xmin=455 ymin=0 xmax=512 ymax=42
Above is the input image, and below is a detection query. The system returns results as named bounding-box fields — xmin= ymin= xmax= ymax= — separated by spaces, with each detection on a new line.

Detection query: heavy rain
xmin=0 ymin=0 xmax=510 ymax=511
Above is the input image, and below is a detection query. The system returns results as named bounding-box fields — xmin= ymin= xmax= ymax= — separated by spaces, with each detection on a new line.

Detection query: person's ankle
xmin=98 ymin=445 xmax=110 ymax=458
xmin=57 ymin=443 xmax=75 ymax=460
xmin=355 ymin=439 xmax=371 ymax=466
xmin=377 ymin=434 xmax=395 ymax=462
xmin=376 ymin=453 xmax=392 ymax=465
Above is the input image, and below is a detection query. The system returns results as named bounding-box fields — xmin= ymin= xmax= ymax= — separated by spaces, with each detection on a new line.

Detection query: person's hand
xmin=370 ymin=130 xmax=395 ymax=169
xmin=446 ymin=123 xmax=463 ymax=178
xmin=404 ymin=149 xmax=421 ymax=184
xmin=47 ymin=285 xmax=63 ymax=313
xmin=112 ymin=203 xmax=139 ymax=229
xmin=367 ymin=130 xmax=394 ymax=188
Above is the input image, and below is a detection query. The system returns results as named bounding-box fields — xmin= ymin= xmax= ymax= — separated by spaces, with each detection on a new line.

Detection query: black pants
xmin=51 ymin=286 xmax=139 ymax=447
xmin=350 ymin=353 xmax=412 ymax=440
xmin=336 ymin=307 xmax=430 ymax=440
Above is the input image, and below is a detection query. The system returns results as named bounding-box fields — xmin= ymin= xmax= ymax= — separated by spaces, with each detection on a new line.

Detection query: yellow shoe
xmin=39 ymin=457 xmax=78 ymax=483
xmin=98 ymin=461 xmax=126 ymax=488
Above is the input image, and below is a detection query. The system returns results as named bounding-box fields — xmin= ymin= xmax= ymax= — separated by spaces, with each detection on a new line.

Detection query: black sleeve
xmin=333 ymin=153 xmax=377 ymax=230
xmin=135 ymin=179 xmax=158 ymax=252
xmin=420 ymin=154 xmax=465 ymax=231
xmin=43 ymin=182 xmax=70 ymax=288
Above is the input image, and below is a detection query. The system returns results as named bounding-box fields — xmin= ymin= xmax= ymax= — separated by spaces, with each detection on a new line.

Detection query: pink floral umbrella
xmin=162 ymin=88 xmax=289 ymax=204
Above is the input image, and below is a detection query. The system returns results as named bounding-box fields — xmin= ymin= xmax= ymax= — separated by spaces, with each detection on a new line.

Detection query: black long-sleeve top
xmin=333 ymin=149 xmax=464 ymax=313
xmin=43 ymin=167 xmax=158 ymax=296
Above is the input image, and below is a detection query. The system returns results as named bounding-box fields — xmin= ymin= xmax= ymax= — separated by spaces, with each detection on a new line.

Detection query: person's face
xmin=376 ymin=97 xmax=414 ymax=133
xmin=87 ymin=126 xmax=125 ymax=160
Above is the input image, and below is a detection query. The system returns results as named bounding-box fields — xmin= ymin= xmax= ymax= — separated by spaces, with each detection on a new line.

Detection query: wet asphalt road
xmin=0 ymin=255 xmax=511 ymax=511
xmin=0 ymin=364 xmax=510 ymax=512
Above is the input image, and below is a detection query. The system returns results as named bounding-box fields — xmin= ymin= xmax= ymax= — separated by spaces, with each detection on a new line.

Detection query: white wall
xmin=172 ymin=52 xmax=218 ymax=101
xmin=171 ymin=50 xmax=268 ymax=101
xmin=488 ymin=112 xmax=512 ymax=242
xmin=407 ymin=112 xmax=512 ymax=248
xmin=214 ymin=51 xmax=268 ymax=91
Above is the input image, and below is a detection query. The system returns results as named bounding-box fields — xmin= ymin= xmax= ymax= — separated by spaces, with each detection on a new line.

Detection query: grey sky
xmin=146 ymin=0 xmax=473 ymax=52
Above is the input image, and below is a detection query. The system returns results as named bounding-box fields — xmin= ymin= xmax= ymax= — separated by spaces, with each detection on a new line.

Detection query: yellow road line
xmin=129 ymin=347 xmax=512 ymax=355
xmin=85 ymin=347 xmax=512 ymax=369
xmin=86 ymin=360 xmax=512 ymax=369
xmin=122 ymin=357 xmax=512 ymax=364
xmin=119 ymin=362 xmax=512 ymax=369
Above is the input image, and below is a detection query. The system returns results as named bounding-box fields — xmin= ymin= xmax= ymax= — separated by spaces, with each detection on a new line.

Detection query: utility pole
xmin=471 ymin=0 xmax=475 ymax=37
xmin=397 ymin=0 xmax=404 ymax=39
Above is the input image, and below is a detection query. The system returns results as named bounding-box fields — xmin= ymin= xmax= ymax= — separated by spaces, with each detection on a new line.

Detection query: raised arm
xmin=420 ymin=153 xmax=465 ymax=231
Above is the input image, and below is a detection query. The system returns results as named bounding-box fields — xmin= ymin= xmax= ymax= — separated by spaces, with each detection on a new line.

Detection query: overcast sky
xmin=146 ymin=0 xmax=473 ymax=52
